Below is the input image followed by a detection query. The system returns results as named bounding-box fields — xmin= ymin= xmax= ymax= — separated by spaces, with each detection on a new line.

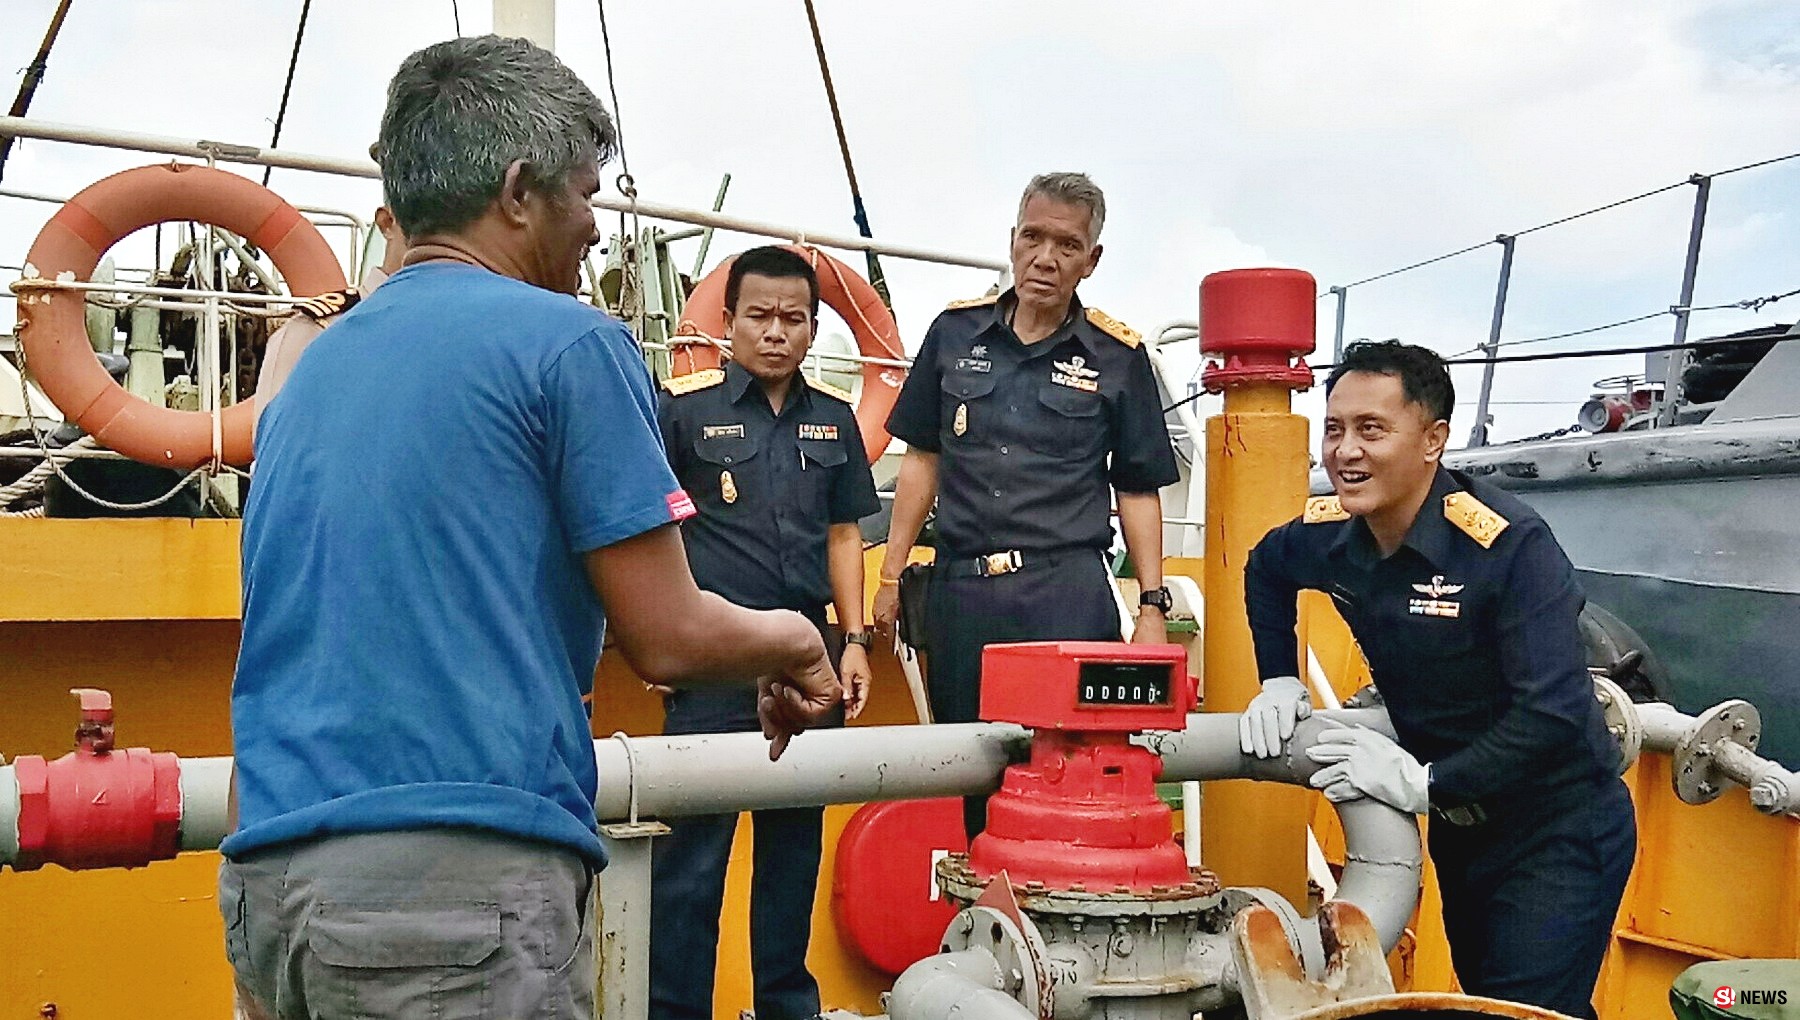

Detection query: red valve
xmin=1200 ymin=268 xmax=1318 ymax=393
xmin=70 ymin=687 xmax=115 ymax=753
xmin=10 ymin=688 xmax=182 ymax=871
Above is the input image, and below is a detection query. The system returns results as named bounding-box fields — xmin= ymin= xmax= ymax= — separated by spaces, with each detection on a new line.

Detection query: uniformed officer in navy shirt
xmin=1241 ymin=340 xmax=1635 ymax=1019
xmin=874 ymin=173 xmax=1181 ymax=839
xmin=650 ymin=245 xmax=880 ymax=1020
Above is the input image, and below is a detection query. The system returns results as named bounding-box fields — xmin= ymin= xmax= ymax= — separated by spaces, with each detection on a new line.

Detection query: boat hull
xmin=1447 ymin=420 xmax=1800 ymax=767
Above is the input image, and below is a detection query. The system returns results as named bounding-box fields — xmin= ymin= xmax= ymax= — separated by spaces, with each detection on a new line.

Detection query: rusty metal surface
xmin=1287 ymin=991 xmax=1577 ymax=1019
xmin=935 ymin=852 xmax=1222 ymax=918
xmin=1234 ymin=902 xmax=1395 ymax=1020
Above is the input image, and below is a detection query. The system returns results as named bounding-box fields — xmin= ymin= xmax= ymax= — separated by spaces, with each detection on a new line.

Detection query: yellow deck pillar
xmin=1195 ymin=267 xmax=1320 ymax=910
xmin=1200 ymin=383 xmax=1312 ymax=906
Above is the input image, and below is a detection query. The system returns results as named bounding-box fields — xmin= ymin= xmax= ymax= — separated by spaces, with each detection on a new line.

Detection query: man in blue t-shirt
xmin=220 ymin=37 xmax=840 ymax=1020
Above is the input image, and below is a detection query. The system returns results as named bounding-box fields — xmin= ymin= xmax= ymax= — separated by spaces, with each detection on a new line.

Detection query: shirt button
xmin=1000 ymin=445 xmax=1009 ymax=455
xmin=993 ymin=488 xmax=1002 ymax=498
xmin=1009 ymin=405 xmax=1019 ymax=413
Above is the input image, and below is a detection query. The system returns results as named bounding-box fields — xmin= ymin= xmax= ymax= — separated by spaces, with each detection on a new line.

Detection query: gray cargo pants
xmin=219 ymin=829 xmax=597 ymax=1020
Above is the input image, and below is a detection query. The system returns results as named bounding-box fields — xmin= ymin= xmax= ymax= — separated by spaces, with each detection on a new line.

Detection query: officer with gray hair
xmin=876 ymin=172 xmax=1180 ymax=839
xmin=221 ymin=35 xmax=840 ymax=1019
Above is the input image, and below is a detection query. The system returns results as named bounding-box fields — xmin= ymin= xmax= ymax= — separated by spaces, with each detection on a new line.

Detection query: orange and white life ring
xmin=16 ymin=163 xmax=347 ymax=468
xmin=672 ymin=245 xmax=905 ymax=464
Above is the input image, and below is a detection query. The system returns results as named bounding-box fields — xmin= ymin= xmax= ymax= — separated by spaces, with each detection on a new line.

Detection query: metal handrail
xmin=0 ymin=115 xmax=1007 ymax=273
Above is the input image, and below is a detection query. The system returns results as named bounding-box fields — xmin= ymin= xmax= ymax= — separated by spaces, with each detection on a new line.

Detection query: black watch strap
xmin=1138 ymin=587 xmax=1173 ymax=613
xmin=844 ymin=631 xmax=873 ymax=648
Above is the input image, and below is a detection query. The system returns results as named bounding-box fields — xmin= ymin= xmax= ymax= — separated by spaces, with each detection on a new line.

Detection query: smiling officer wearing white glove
xmin=1236 ymin=340 xmax=1635 ymax=1020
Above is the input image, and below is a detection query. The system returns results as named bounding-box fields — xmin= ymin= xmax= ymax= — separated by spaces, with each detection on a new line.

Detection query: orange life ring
xmin=16 ymin=163 xmax=347 ymax=468
xmin=673 ymin=245 xmax=905 ymax=464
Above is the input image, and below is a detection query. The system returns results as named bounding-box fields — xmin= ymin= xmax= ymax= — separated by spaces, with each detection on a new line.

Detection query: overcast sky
xmin=3 ymin=0 xmax=1798 ymax=444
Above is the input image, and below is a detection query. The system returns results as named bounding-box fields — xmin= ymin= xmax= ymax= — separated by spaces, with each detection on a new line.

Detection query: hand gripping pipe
xmin=1137 ymin=708 xmax=1423 ymax=952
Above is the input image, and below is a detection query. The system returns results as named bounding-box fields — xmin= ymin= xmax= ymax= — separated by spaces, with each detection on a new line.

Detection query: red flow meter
xmin=969 ymin=642 xmax=1197 ymax=893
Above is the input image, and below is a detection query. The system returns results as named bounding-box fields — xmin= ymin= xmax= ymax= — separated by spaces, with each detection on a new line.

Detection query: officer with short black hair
xmin=1241 ymin=339 xmax=1636 ymax=1020
xmin=650 ymin=245 xmax=880 ymax=1020
xmin=875 ymin=172 xmax=1181 ymax=839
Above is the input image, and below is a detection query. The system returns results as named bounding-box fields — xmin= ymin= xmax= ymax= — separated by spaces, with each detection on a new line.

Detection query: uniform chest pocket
xmin=799 ymin=440 xmax=848 ymax=469
xmin=693 ymin=435 xmax=759 ymax=509
xmin=1023 ymin=383 xmax=1106 ymax=457
xmin=941 ymin=373 xmax=997 ymax=442
xmin=694 ymin=434 xmax=756 ymax=466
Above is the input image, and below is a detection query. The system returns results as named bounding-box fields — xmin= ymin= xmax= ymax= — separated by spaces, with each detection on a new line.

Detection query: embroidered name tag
xmin=702 ymin=424 xmax=746 ymax=440
xmin=955 ymin=358 xmax=992 ymax=373
xmin=1051 ymin=372 xmax=1100 ymax=392
xmin=798 ymin=423 xmax=839 ymax=441
xmin=1408 ymin=598 xmax=1461 ymax=619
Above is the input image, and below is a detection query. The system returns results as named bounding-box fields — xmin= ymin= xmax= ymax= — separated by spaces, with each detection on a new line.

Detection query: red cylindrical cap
xmin=1200 ymin=268 xmax=1317 ymax=357
xmin=1199 ymin=268 xmax=1318 ymax=392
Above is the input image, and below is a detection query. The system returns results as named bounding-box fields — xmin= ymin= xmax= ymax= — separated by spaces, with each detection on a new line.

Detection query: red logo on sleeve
xmin=666 ymin=489 xmax=697 ymax=521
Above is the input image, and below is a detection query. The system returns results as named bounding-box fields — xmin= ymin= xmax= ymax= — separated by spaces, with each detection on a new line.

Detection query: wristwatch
xmin=1138 ymin=587 xmax=1173 ymax=614
xmin=844 ymin=631 xmax=874 ymax=649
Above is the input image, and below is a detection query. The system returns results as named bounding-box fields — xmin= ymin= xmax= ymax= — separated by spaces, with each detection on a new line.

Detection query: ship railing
xmin=0 ymin=114 xmax=1012 ymax=514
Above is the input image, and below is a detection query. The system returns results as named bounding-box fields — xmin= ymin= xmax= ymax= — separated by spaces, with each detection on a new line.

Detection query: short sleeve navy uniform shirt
xmin=658 ymin=361 xmax=880 ymax=613
xmin=885 ymin=291 xmax=1179 ymax=556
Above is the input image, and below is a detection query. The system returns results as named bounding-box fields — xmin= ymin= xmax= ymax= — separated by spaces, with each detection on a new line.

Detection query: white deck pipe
xmin=0 ymin=764 xmax=18 ymax=863
xmin=884 ymin=949 xmax=1036 ymax=1020
xmin=1139 ymin=709 xmax=1421 ymax=952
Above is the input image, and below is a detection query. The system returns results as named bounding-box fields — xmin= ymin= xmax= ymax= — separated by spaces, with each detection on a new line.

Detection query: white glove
xmin=1305 ymin=722 xmax=1430 ymax=814
xmin=1239 ymin=676 xmax=1313 ymax=759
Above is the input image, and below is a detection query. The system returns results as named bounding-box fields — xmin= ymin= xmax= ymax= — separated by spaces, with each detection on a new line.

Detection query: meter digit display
xmin=1076 ymin=662 xmax=1174 ymax=706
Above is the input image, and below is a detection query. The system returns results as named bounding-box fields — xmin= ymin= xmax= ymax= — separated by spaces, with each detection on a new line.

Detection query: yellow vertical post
xmin=1198 ymin=269 xmax=1318 ymax=909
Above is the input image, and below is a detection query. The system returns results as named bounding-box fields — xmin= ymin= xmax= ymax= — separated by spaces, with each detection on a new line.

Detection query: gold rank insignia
xmin=805 ymin=376 xmax=854 ymax=403
xmin=1303 ymin=495 xmax=1349 ymax=523
xmin=662 ymin=369 xmax=726 ymax=396
xmin=953 ymin=402 xmax=968 ymax=437
xmin=1084 ymin=307 xmax=1141 ymax=348
xmin=945 ymin=292 xmax=1000 ymax=310
xmin=1443 ymin=491 xmax=1509 ymax=548
xmin=720 ymin=469 xmax=738 ymax=504
xmin=294 ymin=288 xmax=361 ymax=321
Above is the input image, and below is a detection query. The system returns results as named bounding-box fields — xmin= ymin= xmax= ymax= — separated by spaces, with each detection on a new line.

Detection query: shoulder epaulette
xmin=806 ymin=376 xmax=854 ymax=403
xmin=1303 ymin=495 xmax=1349 ymax=524
xmin=1443 ymin=491 xmax=1509 ymax=549
xmin=945 ymin=293 xmax=999 ymax=310
xmin=661 ymin=369 xmax=725 ymax=396
xmin=1084 ymin=307 xmax=1141 ymax=348
xmin=294 ymin=288 xmax=360 ymax=322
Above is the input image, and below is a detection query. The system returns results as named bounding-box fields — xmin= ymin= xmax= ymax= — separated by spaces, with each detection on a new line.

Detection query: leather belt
xmin=939 ymin=547 xmax=1101 ymax=579
xmin=940 ymin=550 xmax=1028 ymax=578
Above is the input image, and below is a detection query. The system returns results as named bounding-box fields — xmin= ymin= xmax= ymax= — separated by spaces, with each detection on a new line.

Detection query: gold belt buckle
xmin=982 ymin=551 xmax=1022 ymax=576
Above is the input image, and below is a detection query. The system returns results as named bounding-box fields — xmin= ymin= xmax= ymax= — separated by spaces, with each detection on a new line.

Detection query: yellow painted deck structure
xmin=1 ymin=519 xmax=1795 ymax=1018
